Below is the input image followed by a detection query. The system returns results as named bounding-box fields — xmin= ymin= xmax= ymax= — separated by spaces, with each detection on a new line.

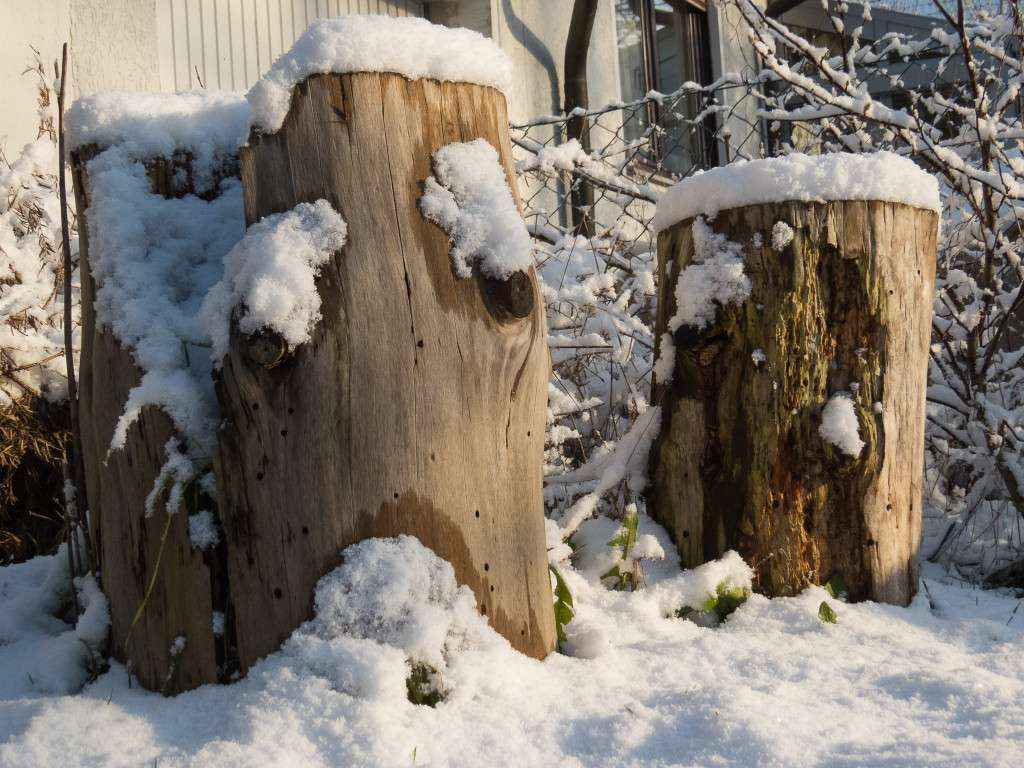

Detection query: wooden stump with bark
xmin=648 ymin=200 xmax=937 ymax=605
xmin=71 ymin=151 xmax=224 ymax=693
xmin=215 ymin=72 xmax=556 ymax=671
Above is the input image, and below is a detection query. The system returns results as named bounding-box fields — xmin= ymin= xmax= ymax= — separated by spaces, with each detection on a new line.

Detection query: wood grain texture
xmin=217 ymin=72 xmax=556 ymax=671
xmin=71 ymin=151 xmax=219 ymax=694
xmin=648 ymin=200 xmax=937 ymax=605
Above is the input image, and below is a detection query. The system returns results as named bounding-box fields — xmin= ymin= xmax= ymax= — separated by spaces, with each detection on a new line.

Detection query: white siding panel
xmin=158 ymin=0 xmax=424 ymax=92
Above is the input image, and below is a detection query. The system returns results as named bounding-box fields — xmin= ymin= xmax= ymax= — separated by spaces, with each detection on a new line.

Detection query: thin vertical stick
xmin=56 ymin=42 xmax=92 ymax=577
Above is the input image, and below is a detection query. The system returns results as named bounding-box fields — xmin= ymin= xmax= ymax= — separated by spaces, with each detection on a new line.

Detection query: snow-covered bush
xmin=0 ymin=58 xmax=77 ymax=562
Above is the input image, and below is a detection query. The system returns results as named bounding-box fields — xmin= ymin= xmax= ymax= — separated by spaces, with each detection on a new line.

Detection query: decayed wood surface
xmin=648 ymin=200 xmax=937 ymax=605
xmin=216 ymin=72 xmax=556 ymax=671
xmin=71 ymin=151 xmax=219 ymax=693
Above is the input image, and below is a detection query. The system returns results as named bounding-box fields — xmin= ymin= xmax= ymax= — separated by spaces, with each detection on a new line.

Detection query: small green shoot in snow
xmin=818 ymin=601 xmax=838 ymax=624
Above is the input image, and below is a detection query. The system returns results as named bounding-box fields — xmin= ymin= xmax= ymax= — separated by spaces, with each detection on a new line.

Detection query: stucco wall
xmin=0 ymin=0 xmax=160 ymax=154
xmin=0 ymin=0 xmax=71 ymax=153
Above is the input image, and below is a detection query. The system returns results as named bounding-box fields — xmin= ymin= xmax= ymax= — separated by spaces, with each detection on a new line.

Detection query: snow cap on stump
xmin=247 ymin=14 xmax=514 ymax=134
xmin=653 ymin=152 xmax=941 ymax=232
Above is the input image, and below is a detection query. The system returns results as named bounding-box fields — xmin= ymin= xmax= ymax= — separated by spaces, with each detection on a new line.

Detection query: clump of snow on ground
xmin=66 ymin=91 xmax=249 ymax=189
xmin=653 ymin=152 xmax=940 ymax=232
xmin=820 ymin=392 xmax=866 ymax=457
xmin=668 ymin=216 xmax=751 ymax=331
xmin=248 ymin=15 xmax=512 ymax=134
xmin=3 ymin=537 xmax=1022 ymax=767
xmin=571 ymin=513 xmax=665 ymax=587
xmin=303 ymin=536 xmax=500 ymax=673
xmin=771 ymin=220 xmax=794 ymax=249
xmin=202 ymin=200 xmax=346 ymax=363
xmin=420 ymin=138 xmax=533 ymax=280
xmin=0 ymin=546 xmax=108 ymax=696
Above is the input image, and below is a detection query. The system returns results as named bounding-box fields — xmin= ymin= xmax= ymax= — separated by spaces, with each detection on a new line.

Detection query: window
xmin=615 ymin=0 xmax=716 ymax=176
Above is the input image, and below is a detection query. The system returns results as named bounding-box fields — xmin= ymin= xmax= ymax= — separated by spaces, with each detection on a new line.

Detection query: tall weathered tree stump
xmin=71 ymin=151 xmax=221 ymax=693
xmin=649 ymin=198 xmax=937 ymax=605
xmin=215 ymin=72 xmax=556 ymax=671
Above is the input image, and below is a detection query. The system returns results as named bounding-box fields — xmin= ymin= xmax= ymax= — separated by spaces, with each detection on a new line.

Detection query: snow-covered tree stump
xmin=215 ymin=70 xmax=556 ymax=670
xmin=647 ymin=154 xmax=939 ymax=605
xmin=71 ymin=150 xmax=221 ymax=694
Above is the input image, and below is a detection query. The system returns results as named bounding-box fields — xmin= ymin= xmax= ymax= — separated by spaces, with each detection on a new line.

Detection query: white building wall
xmin=1 ymin=0 xmax=161 ymax=154
xmin=157 ymin=0 xmax=424 ymax=92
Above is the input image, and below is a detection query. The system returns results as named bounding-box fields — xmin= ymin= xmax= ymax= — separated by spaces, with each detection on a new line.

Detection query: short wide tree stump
xmin=649 ymin=198 xmax=937 ymax=604
xmin=215 ymin=72 xmax=556 ymax=670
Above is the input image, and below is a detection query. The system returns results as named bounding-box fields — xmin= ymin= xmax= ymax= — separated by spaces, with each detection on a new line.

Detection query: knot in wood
xmin=245 ymin=329 xmax=288 ymax=369
xmin=480 ymin=270 xmax=535 ymax=322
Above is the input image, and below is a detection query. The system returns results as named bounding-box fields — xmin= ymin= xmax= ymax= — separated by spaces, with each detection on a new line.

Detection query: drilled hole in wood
xmin=430 ymin=452 xmax=436 ymax=461
xmin=287 ymin=407 xmax=295 ymax=414
xmin=475 ymin=510 xmax=480 ymax=519
xmin=484 ymin=563 xmax=490 ymax=572
xmin=682 ymin=529 xmax=690 ymax=539
xmin=273 ymin=587 xmax=282 ymax=599
xmin=394 ymin=492 xmax=399 ymax=500
xmin=280 ymin=429 xmax=287 ymax=437
xmin=489 ymin=585 xmax=494 ymax=592
xmin=302 ymin=526 xmax=309 ymax=535
xmin=417 ymin=339 xmax=424 ymax=348
xmin=256 ymin=472 xmax=264 ymax=481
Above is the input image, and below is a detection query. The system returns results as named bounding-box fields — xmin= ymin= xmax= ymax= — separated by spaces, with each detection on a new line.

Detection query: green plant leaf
xmin=549 ymin=564 xmax=575 ymax=645
xmin=824 ymin=574 xmax=847 ymax=601
xmin=704 ymin=581 xmax=750 ymax=622
xmin=818 ymin=601 xmax=838 ymax=624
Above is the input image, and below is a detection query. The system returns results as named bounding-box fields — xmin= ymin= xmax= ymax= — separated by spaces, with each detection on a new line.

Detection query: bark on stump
xmin=648 ymin=200 xmax=937 ymax=605
xmin=71 ymin=151 xmax=223 ymax=693
xmin=216 ymin=72 xmax=556 ymax=671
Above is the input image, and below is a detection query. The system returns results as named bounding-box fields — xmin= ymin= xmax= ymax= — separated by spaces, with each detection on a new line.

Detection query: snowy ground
xmin=1 ymin=526 xmax=1022 ymax=768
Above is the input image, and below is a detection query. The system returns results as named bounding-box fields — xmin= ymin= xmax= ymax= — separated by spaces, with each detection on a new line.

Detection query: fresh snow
xmin=771 ymin=220 xmax=795 ymax=249
xmin=2 ymin=536 xmax=1023 ymax=767
xmin=820 ymin=393 xmax=866 ymax=458
xmin=0 ymin=132 xmax=77 ymax=405
xmin=653 ymin=152 xmax=941 ymax=232
xmin=202 ymin=199 xmax=347 ymax=363
xmin=188 ymin=510 xmax=220 ymax=551
xmin=248 ymin=15 xmax=512 ymax=135
xmin=667 ymin=216 xmax=751 ymax=331
xmin=66 ymin=91 xmax=249 ymax=188
xmin=83 ymin=145 xmax=243 ymax=512
xmin=420 ymin=138 xmax=533 ymax=281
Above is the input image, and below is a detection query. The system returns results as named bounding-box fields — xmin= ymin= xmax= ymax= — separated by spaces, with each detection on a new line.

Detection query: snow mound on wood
xmin=201 ymin=200 xmax=346 ymax=365
xmin=66 ymin=91 xmax=249 ymax=186
xmin=247 ymin=15 xmax=513 ymax=135
xmin=669 ymin=216 xmax=751 ymax=331
xmin=301 ymin=536 xmax=502 ymax=672
xmin=653 ymin=151 xmax=940 ymax=232
xmin=420 ymin=138 xmax=533 ymax=281
xmin=85 ymin=148 xmax=243 ymax=459
xmin=820 ymin=393 xmax=865 ymax=457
